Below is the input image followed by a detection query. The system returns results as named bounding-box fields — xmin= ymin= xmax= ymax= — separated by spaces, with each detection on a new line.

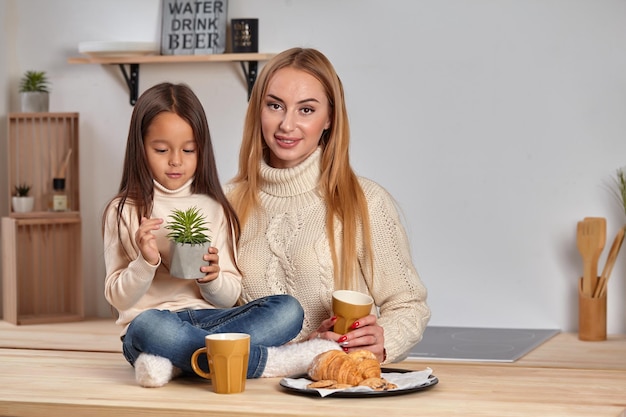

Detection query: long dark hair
xmin=103 ymin=82 xmax=240 ymax=255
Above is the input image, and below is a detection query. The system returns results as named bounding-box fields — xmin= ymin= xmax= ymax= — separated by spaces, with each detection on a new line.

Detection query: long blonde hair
xmin=229 ymin=47 xmax=373 ymax=289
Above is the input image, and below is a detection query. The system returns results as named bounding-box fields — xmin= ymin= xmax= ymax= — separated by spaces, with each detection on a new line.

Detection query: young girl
xmin=102 ymin=82 xmax=338 ymax=388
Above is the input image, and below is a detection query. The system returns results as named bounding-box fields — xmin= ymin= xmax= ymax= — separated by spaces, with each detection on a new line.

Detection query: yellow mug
xmin=332 ymin=290 xmax=374 ymax=335
xmin=191 ymin=333 xmax=250 ymax=394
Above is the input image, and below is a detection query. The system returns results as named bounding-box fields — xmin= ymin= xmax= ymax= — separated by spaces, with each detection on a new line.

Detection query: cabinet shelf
xmin=8 ymin=211 xmax=80 ymax=221
xmin=3 ymin=113 xmax=83 ymax=325
xmin=7 ymin=113 xmax=80 ymax=214
xmin=67 ymin=52 xmax=276 ymax=104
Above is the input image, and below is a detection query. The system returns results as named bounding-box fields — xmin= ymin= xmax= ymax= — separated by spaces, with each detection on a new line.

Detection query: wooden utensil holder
xmin=578 ymin=277 xmax=606 ymax=341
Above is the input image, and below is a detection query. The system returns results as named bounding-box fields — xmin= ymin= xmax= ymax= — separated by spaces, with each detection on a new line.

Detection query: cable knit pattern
xmin=236 ymin=148 xmax=430 ymax=362
xmin=103 ymin=179 xmax=242 ymax=335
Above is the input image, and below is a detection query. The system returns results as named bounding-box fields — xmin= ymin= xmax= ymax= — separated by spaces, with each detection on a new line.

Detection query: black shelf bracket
xmin=118 ymin=63 xmax=139 ymax=106
xmin=116 ymin=60 xmax=259 ymax=105
xmin=239 ymin=60 xmax=258 ymax=101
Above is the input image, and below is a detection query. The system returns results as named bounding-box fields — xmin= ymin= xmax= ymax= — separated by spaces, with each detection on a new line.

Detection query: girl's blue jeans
xmin=121 ymin=294 xmax=303 ymax=378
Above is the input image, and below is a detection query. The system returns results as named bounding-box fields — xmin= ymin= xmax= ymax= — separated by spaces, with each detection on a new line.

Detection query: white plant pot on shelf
xmin=20 ymin=92 xmax=49 ymax=112
xmin=169 ymin=241 xmax=210 ymax=279
xmin=12 ymin=196 xmax=34 ymax=213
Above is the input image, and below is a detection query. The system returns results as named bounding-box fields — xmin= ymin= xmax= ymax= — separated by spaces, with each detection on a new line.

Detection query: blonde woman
xmin=228 ymin=47 xmax=431 ymax=363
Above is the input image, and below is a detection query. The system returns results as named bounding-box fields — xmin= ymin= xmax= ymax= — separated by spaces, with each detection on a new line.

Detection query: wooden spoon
xmin=583 ymin=217 xmax=606 ymax=292
xmin=593 ymin=226 xmax=625 ymax=298
xmin=577 ymin=219 xmax=604 ymax=297
xmin=577 ymin=220 xmax=594 ymax=296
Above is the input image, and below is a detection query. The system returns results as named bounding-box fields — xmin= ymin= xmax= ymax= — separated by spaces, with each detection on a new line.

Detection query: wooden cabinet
xmin=2 ymin=113 xmax=83 ymax=324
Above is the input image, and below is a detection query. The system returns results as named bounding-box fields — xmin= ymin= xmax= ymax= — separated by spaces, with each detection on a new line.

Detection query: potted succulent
xmin=12 ymin=183 xmax=35 ymax=213
xmin=165 ymin=206 xmax=212 ymax=279
xmin=19 ymin=70 xmax=50 ymax=112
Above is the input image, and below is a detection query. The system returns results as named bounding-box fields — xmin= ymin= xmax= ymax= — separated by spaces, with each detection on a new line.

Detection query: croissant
xmin=307 ymin=349 xmax=381 ymax=386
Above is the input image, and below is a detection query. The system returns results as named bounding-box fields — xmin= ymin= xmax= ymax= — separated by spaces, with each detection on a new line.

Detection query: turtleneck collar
xmin=260 ymin=148 xmax=322 ymax=197
xmin=153 ymin=178 xmax=194 ymax=197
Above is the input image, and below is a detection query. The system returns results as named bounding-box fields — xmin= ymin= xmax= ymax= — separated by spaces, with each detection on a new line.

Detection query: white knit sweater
xmin=236 ymin=148 xmax=430 ymax=362
xmin=103 ymin=179 xmax=242 ymax=335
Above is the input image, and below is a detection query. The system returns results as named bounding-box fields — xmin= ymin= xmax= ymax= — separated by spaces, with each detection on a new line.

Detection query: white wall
xmin=2 ymin=0 xmax=626 ymax=334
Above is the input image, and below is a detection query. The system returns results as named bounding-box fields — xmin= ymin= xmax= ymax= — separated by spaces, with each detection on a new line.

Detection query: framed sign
xmin=161 ymin=0 xmax=228 ymax=55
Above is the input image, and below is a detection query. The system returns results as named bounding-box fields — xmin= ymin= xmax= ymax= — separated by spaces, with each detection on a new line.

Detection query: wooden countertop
xmin=514 ymin=333 xmax=626 ymax=370
xmin=0 ymin=326 xmax=624 ymax=417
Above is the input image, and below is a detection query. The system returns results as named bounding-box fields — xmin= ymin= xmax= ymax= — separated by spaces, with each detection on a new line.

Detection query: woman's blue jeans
xmin=121 ymin=294 xmax=303 ymax=378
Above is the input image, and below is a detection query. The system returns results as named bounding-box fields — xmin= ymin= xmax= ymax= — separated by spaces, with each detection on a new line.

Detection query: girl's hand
xmin=196 ymin=246 xmax=220 ymax=283
xmin=311 ymin=314 xmax=385 ymax=362
xmin=135 ymin=217 xmax=163 ymax=265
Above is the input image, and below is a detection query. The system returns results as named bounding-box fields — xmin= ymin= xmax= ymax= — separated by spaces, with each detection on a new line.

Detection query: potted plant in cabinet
xmin=165 ymin=206 xmax=212 ymax=279
xmin=19 ymin=70 xmax=50 ymax=112
xmin=12 ymin=183 xmax=34 ymax=213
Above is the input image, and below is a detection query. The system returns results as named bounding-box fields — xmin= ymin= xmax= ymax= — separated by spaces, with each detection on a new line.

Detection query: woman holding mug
xmin=228 ymin=47 xmax=431 ymax=363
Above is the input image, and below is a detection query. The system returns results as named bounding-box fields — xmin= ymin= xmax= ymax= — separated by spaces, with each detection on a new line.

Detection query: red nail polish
xmin=350 ymin=321 xmax=359 ymax=329
xmin=331 ymin=316 xmax=337 ymax=322
xmin=343 ymin=347 xmax=349 ymax=352
xmin=338 ymin=335 xmax=347 ymax=342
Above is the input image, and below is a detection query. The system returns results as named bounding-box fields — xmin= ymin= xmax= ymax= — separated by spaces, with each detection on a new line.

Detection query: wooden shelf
xmin=9 ymin=313 xmax=85 ymax=326
xmin=67 ymin=52 xmax=275 ymax=65
xmin=3 ymin=113 xmax=83 ymax=325
xmin=2 ymin=213 xmax=83 ymax=325
xmin=67 ymin=52 xmax=276 ymax=104
xmin=7 ymin=113 xmax=80 ymax=214
xmin=9 ymin=211 xmax=80 ymax=224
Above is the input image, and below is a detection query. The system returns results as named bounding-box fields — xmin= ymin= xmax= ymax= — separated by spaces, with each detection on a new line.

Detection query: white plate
xmin=78 ymin=41 xmax=159 ymax=58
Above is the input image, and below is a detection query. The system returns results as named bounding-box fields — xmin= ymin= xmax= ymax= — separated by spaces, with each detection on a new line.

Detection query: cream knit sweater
xmin=236 ymin=148 xmax=430 ymax=362
xmin=103 ymin=179 xmax=241 ymax=335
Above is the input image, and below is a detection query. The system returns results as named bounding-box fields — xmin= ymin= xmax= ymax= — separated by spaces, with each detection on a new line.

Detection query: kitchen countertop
xmin=0 ymin=332 xmax=624 ymax=417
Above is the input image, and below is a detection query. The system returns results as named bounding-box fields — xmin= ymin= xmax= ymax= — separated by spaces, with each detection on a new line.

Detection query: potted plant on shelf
xmin=19 ymin=70 xmax=50 ymax=112
xmin=12 ymin=183 xmax=35 ymax=213
xmin=165 ymin=206 xmax=212 ymax=279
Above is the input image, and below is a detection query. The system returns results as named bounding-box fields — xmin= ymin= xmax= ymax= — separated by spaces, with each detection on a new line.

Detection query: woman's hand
xmin=136 ymin=217 xmax=163 ymax=265
xmin=309 ymin=316 xmax=338 ymax=341
xmin=338 ymin=314 xmax=385 ymax=362
xmin=197 ymin=246 xmax=220 ymax=283
xmin=309 ymin=314 xmax=386 ymax=362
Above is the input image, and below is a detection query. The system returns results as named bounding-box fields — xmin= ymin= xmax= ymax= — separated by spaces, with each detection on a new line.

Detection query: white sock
xmin=134 ymin=353 xmax=182 ymax=388
xmin=261 ymin=339 xmax=341 ymax=378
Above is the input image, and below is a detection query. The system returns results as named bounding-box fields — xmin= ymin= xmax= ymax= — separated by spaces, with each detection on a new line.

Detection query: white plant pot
xmin=20 ymin=92 xmax=49 ymax=112
xmin=169 ymin=241 xmax=210 ymax=279
xmin=12 ymin=196 xmax=35 ymax=213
